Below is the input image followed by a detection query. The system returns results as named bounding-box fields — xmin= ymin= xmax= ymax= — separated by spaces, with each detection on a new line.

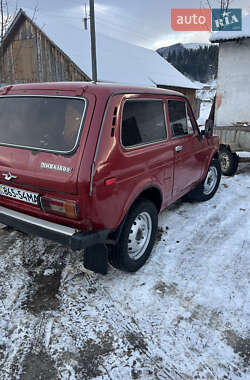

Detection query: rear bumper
xmin=0 ymin=206 xmax=110 ymax=251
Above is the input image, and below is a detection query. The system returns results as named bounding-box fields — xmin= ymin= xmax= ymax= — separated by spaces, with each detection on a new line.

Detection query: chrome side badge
xmin=40 ymin=162 xmax=73 ymax=173
xmin=2 ymin=172 xmax=17 ymax=181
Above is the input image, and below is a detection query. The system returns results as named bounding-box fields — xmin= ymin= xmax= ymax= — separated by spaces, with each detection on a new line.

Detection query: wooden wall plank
xmin=1 ymin=16 xmax=89 ymax=84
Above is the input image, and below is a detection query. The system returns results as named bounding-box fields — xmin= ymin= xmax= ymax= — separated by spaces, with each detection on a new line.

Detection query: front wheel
xmin=108 ymin=199 xmax=158 ymax=272
xmin=186 ymin=159 xmax=221 ymax=202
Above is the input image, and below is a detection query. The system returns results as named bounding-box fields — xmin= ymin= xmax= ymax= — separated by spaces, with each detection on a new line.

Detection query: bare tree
xmin=0 ymin=0 xmax=13 ymax=42
xmin=0 ymin=2 xmax=39 ymax=84
xmin=204 ymin=0 xmax=231 ymax=10
xmin=220 ymin=0 xmax=230 ymax=11
xmin=0 ymin=0 xmax=17 ymax=83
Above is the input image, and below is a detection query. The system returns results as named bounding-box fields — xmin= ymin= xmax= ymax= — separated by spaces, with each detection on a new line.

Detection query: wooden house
xmin=0 ymin=9 xmax=90 ymax=84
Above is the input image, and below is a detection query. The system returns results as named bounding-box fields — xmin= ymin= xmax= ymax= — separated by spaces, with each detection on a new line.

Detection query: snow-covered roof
xmin=210 ymin=13 xmax=250 ymax=42
xmin=4 ymin=9 xmax=200 ymax=90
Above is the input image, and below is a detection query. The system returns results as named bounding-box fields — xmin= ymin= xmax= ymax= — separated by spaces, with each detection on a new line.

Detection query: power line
xmin=95 ymin=16 xmax=155 ymax=41
xmin=34 ymin=5 xmax=157 ymax=44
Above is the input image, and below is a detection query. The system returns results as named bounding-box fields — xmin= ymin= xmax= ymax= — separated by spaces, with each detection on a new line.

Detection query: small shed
xmin=1 ymin=9 xmax=200 ymax=108
xmin=210 ymin=14 xmax=250 ymax=126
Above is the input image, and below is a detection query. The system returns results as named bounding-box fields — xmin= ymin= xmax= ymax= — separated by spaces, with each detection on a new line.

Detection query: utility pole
xmin=89 ymin=0 xmax=97 ymax=82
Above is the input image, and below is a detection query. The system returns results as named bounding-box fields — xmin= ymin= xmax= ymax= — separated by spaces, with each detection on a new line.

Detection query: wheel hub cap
xmin=128 ymin=211 xmax=152 ymax=260
xmin=204 ymin=166 xmax=218 ymax=195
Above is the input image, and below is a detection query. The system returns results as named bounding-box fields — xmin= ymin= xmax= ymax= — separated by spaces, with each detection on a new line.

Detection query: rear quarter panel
xmin=89 ymin=94 xmax=173 ymax=230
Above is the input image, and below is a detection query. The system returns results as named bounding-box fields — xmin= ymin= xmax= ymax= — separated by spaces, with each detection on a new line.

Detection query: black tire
xmin=186 ymin=159 xmax=221 ymax=202
xmin=219 ymin=147 xmax=239 ymax=176
xmin=108 ymin=199 xmax=158 ymax=272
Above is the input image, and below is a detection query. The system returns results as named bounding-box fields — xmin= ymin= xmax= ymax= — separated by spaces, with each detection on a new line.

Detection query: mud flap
xmin=84 ymin=244 xmax=108 ymax=275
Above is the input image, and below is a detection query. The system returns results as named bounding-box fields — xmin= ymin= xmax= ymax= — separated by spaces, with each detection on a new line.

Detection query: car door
xmin=166 ymin=97 xmax=206 ymax=195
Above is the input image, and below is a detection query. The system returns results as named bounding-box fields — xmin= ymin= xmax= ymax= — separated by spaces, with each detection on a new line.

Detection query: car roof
xmin=0 ymin=81 xmax=184 ymax=98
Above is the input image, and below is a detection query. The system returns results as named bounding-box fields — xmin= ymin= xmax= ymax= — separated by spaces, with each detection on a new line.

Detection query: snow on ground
xmin=0 ymin=160 xmax=249 ymax=380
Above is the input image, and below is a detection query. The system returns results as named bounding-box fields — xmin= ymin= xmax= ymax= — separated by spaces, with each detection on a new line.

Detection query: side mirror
xmin=204 ymin=119 xmax=214 ymax=136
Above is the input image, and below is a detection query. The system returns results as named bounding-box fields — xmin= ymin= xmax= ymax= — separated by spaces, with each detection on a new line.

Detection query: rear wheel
xmin=108 ymin=199 xmax=158 ymax=272
xmin=219 ymin=147 xmax=239 ymax=176
xmin=186 ymin=159 xmax=221 ymax=202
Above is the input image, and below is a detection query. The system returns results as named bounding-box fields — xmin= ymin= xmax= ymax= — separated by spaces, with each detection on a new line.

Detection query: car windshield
xmin=0 ymin=96 xmax=86 ymax=153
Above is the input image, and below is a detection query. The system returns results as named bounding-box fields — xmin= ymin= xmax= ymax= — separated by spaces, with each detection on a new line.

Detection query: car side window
xmin=121 ymin=100 xmax=167 ymax=147
xmin=168 ymin=100 xmax=194 ymax=137
xmin=186 ymin=106 xmax=196 ymax=135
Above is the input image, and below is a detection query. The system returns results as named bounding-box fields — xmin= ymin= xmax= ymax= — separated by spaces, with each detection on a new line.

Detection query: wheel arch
xmin=134 ymin=186 xmax=162 ymax=212
xmin=108 ymin=185 xmax=162 ymax=244
xmin=201 ymin=150 xmax=220 ymax=182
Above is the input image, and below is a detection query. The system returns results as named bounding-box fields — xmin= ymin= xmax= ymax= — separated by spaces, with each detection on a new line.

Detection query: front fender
xmin=201 ymin=148 xmax=220 ymax=182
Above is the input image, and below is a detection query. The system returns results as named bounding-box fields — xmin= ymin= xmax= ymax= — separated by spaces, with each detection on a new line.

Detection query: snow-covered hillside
xmin=157 ymin=43 xmax=210 ymax=59
xmin=0 ymin=159 xmax=249 ymax=379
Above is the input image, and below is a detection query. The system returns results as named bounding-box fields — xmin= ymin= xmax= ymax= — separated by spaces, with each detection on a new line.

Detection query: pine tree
xmin=166 ymin=45 xmax=219 ymax=83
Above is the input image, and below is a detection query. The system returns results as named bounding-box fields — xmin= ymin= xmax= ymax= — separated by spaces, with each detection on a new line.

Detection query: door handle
xmin=175 ymin=145 xmax=183 ymax=152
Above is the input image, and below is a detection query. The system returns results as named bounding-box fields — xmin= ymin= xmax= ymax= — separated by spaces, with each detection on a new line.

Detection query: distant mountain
xmin=157 ymin=43 xmax=185 ymax=59
xmin=156 ymin=43 xmax=210 ymax=59
xmin=156 ymin=43 xmax=218 ymax=83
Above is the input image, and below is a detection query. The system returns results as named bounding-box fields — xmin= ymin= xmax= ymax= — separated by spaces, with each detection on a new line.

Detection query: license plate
xmin=0 ymin=184 xmax=39 ymax=205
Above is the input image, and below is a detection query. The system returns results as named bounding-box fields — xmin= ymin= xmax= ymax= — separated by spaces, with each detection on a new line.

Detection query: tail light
xmin=40 ymin=197 xmax=79 ymax=219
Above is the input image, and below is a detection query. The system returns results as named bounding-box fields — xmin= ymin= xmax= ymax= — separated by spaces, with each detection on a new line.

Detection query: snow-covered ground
xmin=0 ymin=79 xmax=249 ymax=380
xmin=0 ymin=159 xmax=249 ymax=379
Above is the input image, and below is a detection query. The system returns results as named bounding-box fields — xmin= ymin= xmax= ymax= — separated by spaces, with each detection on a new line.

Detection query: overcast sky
xmin=8 ymin=0 xmax=250 ymax=49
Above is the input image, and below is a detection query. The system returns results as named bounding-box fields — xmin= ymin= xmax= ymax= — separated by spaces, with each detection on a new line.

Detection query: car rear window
xmin=0 ymin=96 xmax=86 ymax=153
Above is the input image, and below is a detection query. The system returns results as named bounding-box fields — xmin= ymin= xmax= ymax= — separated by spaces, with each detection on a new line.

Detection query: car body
xmin=0 ymin=82 xmax=220 ymax=273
